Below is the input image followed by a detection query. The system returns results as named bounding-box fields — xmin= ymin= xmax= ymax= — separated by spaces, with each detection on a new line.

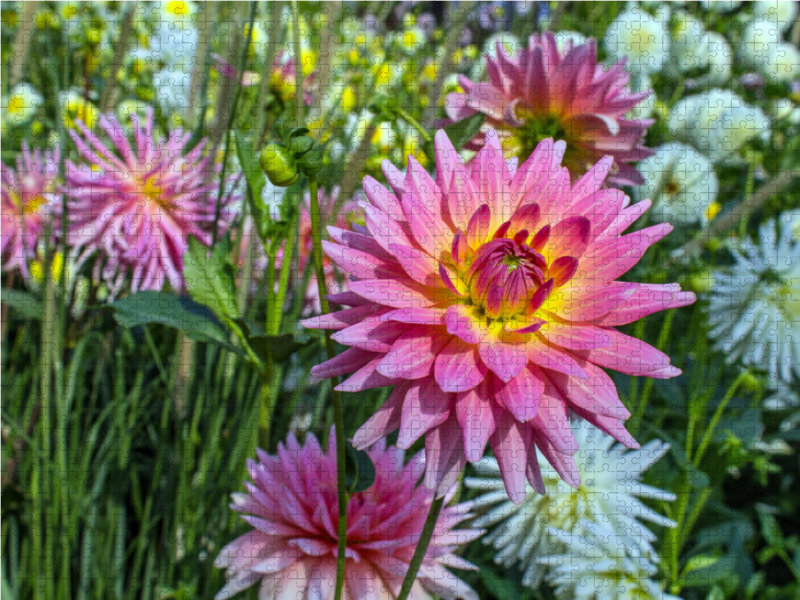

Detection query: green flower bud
xmin=298 ymin=149 xmax=323 ymax=176
xmin=260 ymin=143 xmax=299 ymax=187
xmin=288 ymin=135 xmax=314 ymax=157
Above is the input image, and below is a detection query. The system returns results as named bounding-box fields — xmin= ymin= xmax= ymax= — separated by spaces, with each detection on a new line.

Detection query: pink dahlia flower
xmin=66 ymin=107 xmax=234 ymax=293
xmin=215 ymin=431 xmax=481 ymax=600
xmin=302 ymin=129 xmax=695 ymax=504
xmin=1 ymin=142 xmax=61 ymax=280
xmin=445 ymin=32 xmax=654 ymax=186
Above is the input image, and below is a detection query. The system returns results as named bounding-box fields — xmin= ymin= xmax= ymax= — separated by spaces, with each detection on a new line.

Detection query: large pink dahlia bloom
xmin=215 ymin=432 xmax=481 ymax=600
xmin=66 ymin=107 xmax=234 ymax=293
xmin=445 ymin=32 xmax=654 ymax=186
xmin=302 ymin=129 xmax=695 ymax=504
xmin=1 ymin=143 xmax=60 ymax=279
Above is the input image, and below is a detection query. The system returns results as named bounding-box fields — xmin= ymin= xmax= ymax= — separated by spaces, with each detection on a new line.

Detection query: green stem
xmin=692 ymin=370 xmax=749 ymax=469
xmin=396 ymin=106 xmax=432 ymax=143
xmin=396 ymin=496 xmax=446 ymax=600
xmin=292 ymin=0 xmax=303 ymax=120
xmin=308 ymin=176 xmax=348 ymax=600
xmin=632 ymin=309 xmax=675 ymax=436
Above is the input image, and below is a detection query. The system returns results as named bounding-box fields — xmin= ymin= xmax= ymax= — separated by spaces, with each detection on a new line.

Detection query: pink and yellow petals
xmin=305 ymin=128 xmax=694 ymax=503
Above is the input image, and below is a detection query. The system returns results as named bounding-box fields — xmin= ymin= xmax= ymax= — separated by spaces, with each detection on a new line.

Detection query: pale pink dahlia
xmin=445 ymin=32 xmax=654 ymax=186
xmin=66 ymin=107 xmax=234 ymax=293
xmin=1 ymin=142 xmax=60 ymax=279
xmin=302 ymin=129 xmax=695 ymax=504
xmin=215 ymin=432 xmax=481 ymax=600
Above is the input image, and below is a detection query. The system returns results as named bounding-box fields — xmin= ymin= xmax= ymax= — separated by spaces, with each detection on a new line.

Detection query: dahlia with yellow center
xmin=444 ymin=32 xmax=654 ymax=186
xmin=1 ymin=142 xmax=60 ymax=281
xmin=303 ymin=129 xmax=694 ymax=503
xmin=66 ymin=107 xmax=234 ymax=294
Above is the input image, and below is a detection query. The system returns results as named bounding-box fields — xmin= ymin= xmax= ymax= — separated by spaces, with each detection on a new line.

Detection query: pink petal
xmin=494 ymin=367 xmax=543 ymax=422
xmin=489 ymin=412 xmax=528 ymax=505
xmin=455 ymin=382 xmax=496 ymax=462
xmin=434 ymin=337 xmax=487 ymax=393
xmin=351 ymin=382 xmax=408 ymax=449
xmin=397 ymin=377 xmax=453 ymax=449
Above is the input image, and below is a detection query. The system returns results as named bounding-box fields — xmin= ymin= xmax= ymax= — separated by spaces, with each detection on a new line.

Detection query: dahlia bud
xmin=259 ymin=143 xmax=299 ymax=187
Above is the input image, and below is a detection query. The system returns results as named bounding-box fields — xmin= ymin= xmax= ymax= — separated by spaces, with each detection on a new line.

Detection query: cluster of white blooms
xmin=465 ymin=421 xmax=675 ymax=592
xmin=709 ymin=212 xmax=800 ymax=388
xmin=537 ymin=521 xmax=683 ymax=600
xmin=668 ymin=89 xmax=770 ymax=165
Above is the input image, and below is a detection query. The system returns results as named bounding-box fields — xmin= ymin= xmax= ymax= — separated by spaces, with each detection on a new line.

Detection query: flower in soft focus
xmin=538 ymin=521 xmax=682 ymax=600
xmin=445 ymin=32 xmax=654 ymax=186
xmin=214 ymin=432 xmax=481 ymax=600
xmin=66 ymin=107 xmax=234 ymax=294
xmin=710 ymin=213 xmax=800 ymax=386
xmin=269 ymin=50 xmax=315 ymax=105
xmin=1 ymin=143 xmax=60 ymax=280
xmin=739 ymin=18 xmax=800 ymax=83
xmin=604 ymin=5 xmax=669 ymax=75
xmin=465 ymin=421 xmax=674 ymax=587
xmin=302 ymin=129 xmax=694 ymax=502
xmin=668 ymin=90 xmax=769 ymax=162
xmin=635 ymin=142 xmax=719 ymax=226
xmin=770 ymin=98 xmax=800 ymax=125
xmin=699 ymin=0 xmax=744 ymax=11
xmin=2 ymin=84 xmax=43 ymax=129
xmin=706 ymin=104 xmax=771 ymax=164
xmin=669 ymin=13 xmax=732 ymax=86
xmin=764 ymin=42 xmax=800 ymax=85
xmin=60 ymin=89 xmax=99 ymax=130
xmin=753 ymin=0 xmax=799 ymax=33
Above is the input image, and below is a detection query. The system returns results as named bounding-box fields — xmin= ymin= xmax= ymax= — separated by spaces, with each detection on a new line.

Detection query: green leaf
xmin=183 ymin=236 xmax=240 ymax=324
xmin=231 ymin=319 xmax=310 ymax=363
xmin=685 ymin=554 xmax=722 ymax=574
xmin=758 ymin=511 xmax=784 ymax=548
xmin=233 ymin=130 xmax=268 ymax=238
xmin=422 ymin=113 xmax=486 ymax=166
xmin=443 ymin=113 xmax=486 ymax=150
xmin=1 ymin=289 xmax=43 ymax=320
xmin=112 ymin=291 xmax=243 ymax=354
xmin=344 ymin=445 xmax=376 ymax=494
xmin=682 ymin=556 xmax=737 ymax=588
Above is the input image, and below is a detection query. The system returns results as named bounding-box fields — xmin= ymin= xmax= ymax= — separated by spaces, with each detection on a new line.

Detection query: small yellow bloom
xmin=705 ymin=202 xmax=722 ymax=222
xmin=300 ymin=49 xmax=316 ymax=78
xmin=348 ymin=48 xmax=360 ymax=66
xmin=166 ymin=1 xmax=192 ymax=17
xmin=30 ymin=250 xmax=64 ymax=285
xmin=422 ymin=62 xmax=437 ymax=82
xmin=35 ymin=10 xmax=61 ymax=30
xmin=270 ymin=70 xmax=297 ymax=102
xmin=61 ymin=91 xmax=99 ymax=130
xmin=341 ymin=86 xmax=357 ymax=113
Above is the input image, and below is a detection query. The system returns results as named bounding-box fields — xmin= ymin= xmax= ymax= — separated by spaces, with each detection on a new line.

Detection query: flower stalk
xmin=308 ymin=175 xmax=348 ymax=600
xmin=396 ymin=495 xmax=446 ymax=600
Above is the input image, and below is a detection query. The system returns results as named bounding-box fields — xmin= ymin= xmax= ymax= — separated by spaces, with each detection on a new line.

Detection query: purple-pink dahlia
xmin=215 ymin=432 xmax=481 ymax=600
xmin=1 ymin=142 xmax=60 ymax=280
xmin=445 ymin=32 xmax=654 ymax=186
xmin=302 ymin=129 xmax=695 ymax=504
xmin=66 ymin=107 xmax=234 ymax=293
